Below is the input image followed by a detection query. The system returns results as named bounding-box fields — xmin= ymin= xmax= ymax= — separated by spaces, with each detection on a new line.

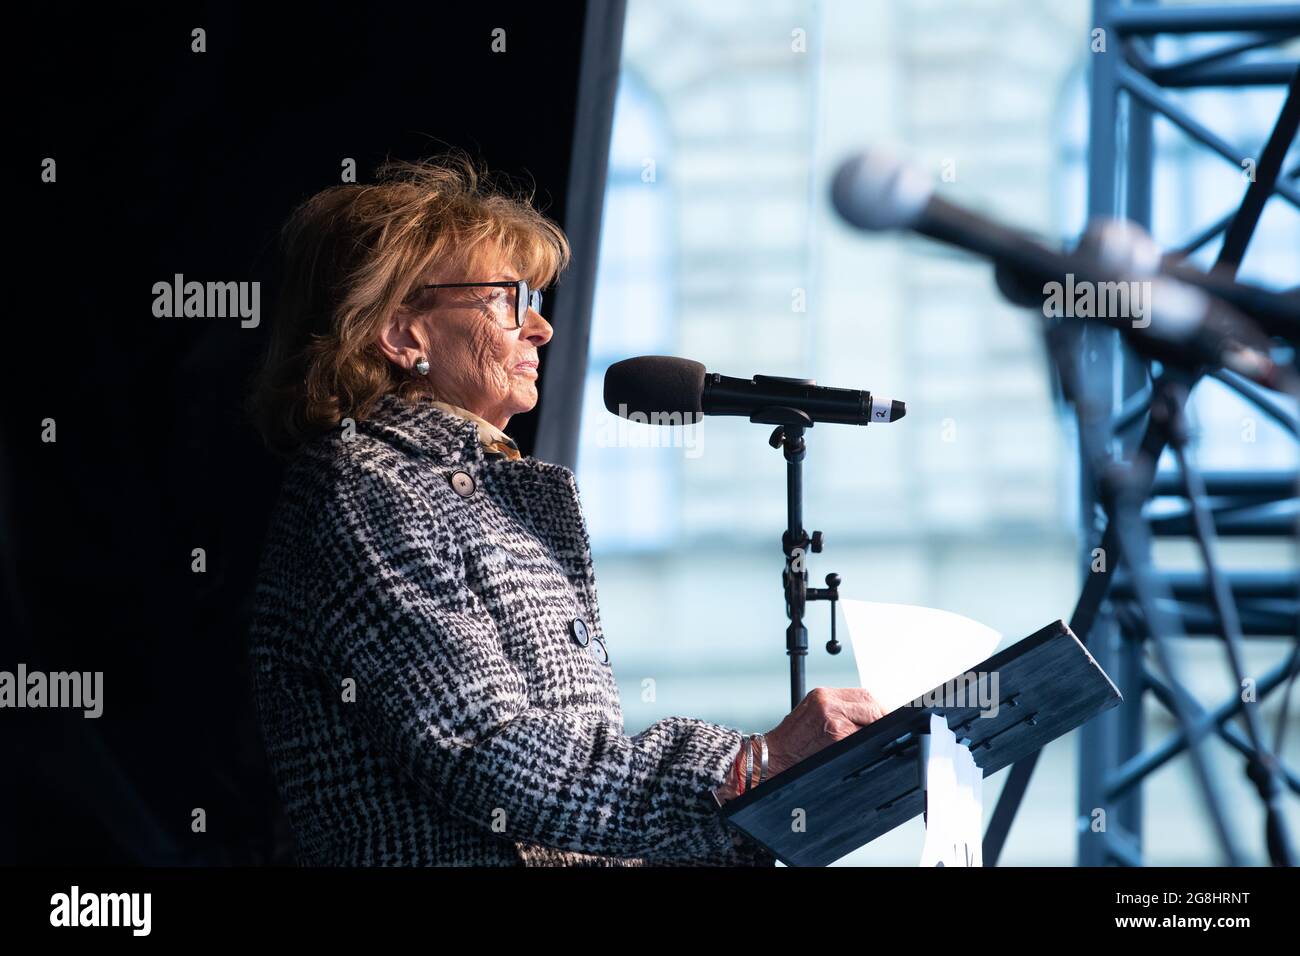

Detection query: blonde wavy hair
xmin=247 ymin=151 xmax=571 ymax=458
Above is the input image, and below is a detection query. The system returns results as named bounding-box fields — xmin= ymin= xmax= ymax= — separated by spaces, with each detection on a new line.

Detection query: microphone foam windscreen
xmin=603 ymin=356 xmax=706 ymax=418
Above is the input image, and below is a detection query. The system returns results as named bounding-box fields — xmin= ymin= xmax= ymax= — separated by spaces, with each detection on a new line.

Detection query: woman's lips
xmin=514 ymin=360 xmax=539 ymax=375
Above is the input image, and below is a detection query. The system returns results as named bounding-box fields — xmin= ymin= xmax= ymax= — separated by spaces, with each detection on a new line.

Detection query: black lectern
xmin=716 ymin=619 xmax=1122 ymax=867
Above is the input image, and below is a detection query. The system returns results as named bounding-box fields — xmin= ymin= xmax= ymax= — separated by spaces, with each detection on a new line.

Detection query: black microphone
xmin=831 ymin=150 xmax=1300 ymax=343
xmin=603 ymin=356 xmax=905 ymax=427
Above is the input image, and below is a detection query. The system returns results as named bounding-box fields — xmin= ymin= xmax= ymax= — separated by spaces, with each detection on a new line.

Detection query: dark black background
xmin=7 ymin=3 xmax=590 ymax=864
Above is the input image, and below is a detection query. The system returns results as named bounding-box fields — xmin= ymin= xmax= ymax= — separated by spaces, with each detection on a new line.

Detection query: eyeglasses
xmin=415 ymin=279 xmax=544 ymax=329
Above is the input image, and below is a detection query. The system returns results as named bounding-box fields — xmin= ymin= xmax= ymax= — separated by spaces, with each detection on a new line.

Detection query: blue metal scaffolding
xmin=983 ymin=0 xmax=1300 ymax=866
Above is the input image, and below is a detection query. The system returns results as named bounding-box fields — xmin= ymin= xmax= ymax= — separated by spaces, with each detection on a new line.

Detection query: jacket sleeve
xmin=307 ymin=463 xmax=763 ymax=864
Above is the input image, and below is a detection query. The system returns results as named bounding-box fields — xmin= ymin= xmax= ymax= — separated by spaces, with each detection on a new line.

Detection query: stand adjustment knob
xmin=825 ymin=572 xmax=843 ymax=655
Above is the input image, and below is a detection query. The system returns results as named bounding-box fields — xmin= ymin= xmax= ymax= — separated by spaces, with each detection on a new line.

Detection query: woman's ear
xmin=376 ymin=308 xmax=426 ymax=370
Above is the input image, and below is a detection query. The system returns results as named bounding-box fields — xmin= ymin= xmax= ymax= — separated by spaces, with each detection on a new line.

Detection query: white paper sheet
xmin=918 ymin=712 xmax=983 ymax=867
xmin=839 ymin=601 xmax=995 ymax=867
xmin=841 ymin=599 xmax=1002 ymax=715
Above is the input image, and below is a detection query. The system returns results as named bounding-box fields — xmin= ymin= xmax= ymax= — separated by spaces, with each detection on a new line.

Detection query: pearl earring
xmin=414 ymin=356 xmax=430 ymax=375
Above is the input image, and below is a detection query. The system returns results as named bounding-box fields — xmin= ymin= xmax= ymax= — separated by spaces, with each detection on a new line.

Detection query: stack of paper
xmin=840 ymin=599 xmax=1001 ymax=867
xmin=918 ymin=712 xmax=984 ymax=866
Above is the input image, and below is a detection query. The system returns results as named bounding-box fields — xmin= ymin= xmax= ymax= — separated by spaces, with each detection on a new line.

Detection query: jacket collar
xmin=358 ymin=392 xmax=489 ymax=466
xmin=428 ymin=400 xmax=522 ymax=461
xmin=356 ymin=393 xmax=597 ymax=605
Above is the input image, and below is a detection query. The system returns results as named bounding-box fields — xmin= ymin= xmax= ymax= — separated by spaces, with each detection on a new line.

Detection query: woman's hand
xmin=715 ymin=687 xmax=885 ymax=802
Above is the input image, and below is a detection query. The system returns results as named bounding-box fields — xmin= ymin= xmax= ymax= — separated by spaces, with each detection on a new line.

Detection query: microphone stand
xmin=754 ymin=397 xmax=843 ymax=712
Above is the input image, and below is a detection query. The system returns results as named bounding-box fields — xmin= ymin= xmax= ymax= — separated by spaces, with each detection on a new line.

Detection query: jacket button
xmin=569 ymin=617 xmax=589 ymax=647
xmin=449 ymin=471 xmax=476 ymax=497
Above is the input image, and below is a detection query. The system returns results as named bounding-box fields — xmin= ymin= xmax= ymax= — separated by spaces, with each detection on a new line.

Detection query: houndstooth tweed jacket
xmin=249 ymin=392 xmax=775 ymax=867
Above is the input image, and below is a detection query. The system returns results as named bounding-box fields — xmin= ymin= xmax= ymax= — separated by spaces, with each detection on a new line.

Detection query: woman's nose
xmin=522 ymin=307 xmax=552 ymax=345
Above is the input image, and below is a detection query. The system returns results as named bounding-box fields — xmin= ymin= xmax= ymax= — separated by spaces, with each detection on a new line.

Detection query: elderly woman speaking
xmin=247 ymin=155 xmax=884 ymax=866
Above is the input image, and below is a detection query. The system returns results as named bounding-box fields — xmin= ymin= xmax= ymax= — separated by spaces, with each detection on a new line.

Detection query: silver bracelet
xmin=744 ymin=734 xmax=754 ymax=792
xmin=757 ymin=733 xmax=769 ymax=785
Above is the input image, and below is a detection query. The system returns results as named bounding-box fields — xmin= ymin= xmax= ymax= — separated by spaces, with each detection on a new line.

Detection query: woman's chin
xmin=508 ymin=386 xmax=539 ymax=414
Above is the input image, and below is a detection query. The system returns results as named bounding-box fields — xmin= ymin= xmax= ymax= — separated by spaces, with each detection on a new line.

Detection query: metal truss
xmin=983 ymin=1 xmax=1300 ymax=867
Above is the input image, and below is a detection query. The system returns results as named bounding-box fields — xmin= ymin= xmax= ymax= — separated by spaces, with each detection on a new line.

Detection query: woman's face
xmin=379 ymin=246 xmax=553 ymax=430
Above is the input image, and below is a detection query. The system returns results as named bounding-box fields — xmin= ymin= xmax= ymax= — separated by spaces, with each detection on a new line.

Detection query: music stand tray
xmin=717 ymin=619 xmax=1122 ymax=867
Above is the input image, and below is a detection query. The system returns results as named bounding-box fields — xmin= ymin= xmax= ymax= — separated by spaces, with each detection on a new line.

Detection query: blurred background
xmin=574 ymin=0 xmax=1300 ymax=865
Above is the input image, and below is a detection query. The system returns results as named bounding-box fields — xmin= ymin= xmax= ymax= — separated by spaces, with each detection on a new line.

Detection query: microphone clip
xmin=754 ymin=405 xmax=815 ymax=429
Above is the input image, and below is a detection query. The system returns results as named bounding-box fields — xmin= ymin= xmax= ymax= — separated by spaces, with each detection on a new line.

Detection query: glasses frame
xmin=416 ymin=279 xmax=543 ymax=329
